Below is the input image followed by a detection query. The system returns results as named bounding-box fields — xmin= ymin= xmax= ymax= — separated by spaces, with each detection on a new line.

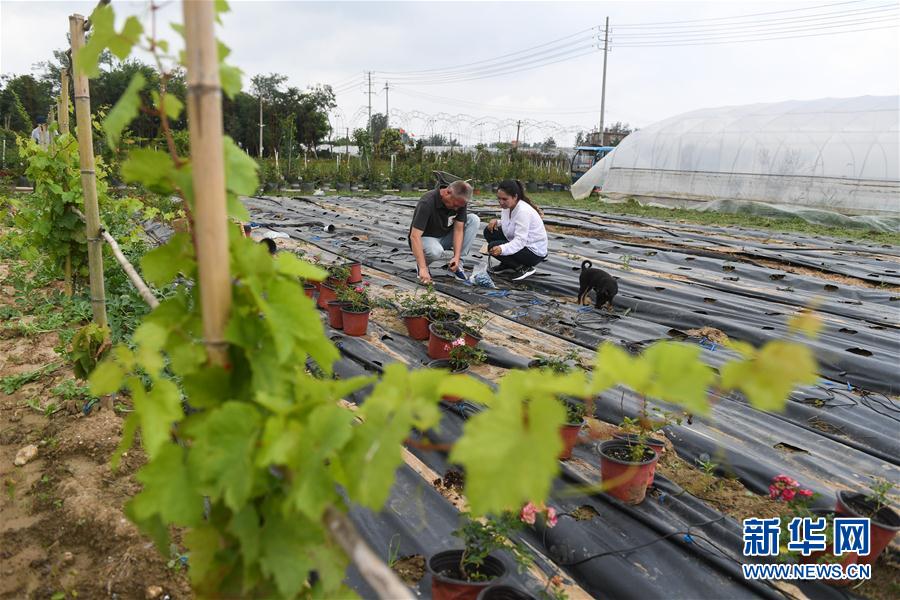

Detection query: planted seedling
xmin=460 ymin=308 xmax=492 ymax=339
xmin=531 ymin=348 xmax=583 ymax=374
xmin=453 ymin=511 xmax=538 ymax=581
xmin=563 ymin=400 xmax=585 ymax=425
xmin=394 ymin=286 xmax=438 ymax=317
xmin=336 ymin=282 xmax=372 ymax=312
xmin=448 ymin=339 xmax=487 ymax=371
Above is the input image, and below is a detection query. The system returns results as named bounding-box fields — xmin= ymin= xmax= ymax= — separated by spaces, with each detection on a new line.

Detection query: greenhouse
xmin=573 ymin=96 xmax=900 ymax=216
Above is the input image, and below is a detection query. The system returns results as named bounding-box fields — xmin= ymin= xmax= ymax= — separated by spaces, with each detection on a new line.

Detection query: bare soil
xmin=0 ymin=269 xmax=190 ymax=599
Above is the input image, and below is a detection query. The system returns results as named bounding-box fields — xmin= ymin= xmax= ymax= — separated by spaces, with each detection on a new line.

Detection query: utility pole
xmin=258 ymin=93 xmax=264 ymax=158
xmin=367 ymin=71 xmax=373 ymax=139
xmin=346 ymin=127 xmax=350 ymax=158
xmin=384 ymin=81 xmax=389 ymax=128
xmin=514 ymin=120 xmax=521 ymax=148
xmin=599 ymin=17 xmax=609 ymax=146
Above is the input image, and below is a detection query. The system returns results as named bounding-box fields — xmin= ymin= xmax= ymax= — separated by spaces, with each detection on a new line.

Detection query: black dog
xmin=577 ymin=260 xmax=618 ymax=308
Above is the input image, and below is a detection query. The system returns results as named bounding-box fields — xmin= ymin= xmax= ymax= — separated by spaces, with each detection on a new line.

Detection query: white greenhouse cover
xmin=572 ymin=96 xmax=899 ymax=215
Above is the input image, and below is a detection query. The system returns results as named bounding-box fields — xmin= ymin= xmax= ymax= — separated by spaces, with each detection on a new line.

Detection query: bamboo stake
xmin=59 ymin=68 xmax=70 ymax=134
xmin=182 ymin=0 xmax=230 ymax=366
xmin=100 ymin=228 xmax=159 ymax=309
xmin=69 ymin=13 xmax=108 ymax=331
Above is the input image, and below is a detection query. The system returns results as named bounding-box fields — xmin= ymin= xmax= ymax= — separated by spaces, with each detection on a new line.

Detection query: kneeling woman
xmin=483 ymin=179 xmax=548 ymax=281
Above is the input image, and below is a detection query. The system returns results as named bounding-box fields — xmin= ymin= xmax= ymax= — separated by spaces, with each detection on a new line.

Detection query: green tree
xmin=294 ymin=85 xmax=335 ymax=157
xmin=0 ymin=87 xmax=32 ymax=132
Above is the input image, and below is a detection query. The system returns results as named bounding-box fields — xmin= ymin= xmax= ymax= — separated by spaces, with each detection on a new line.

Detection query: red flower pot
xmin=403 ymin=313 xmax=430 ymax=340
xmin=428 ymin=550 xmax=506 ymax=600
xmin=341 ymin=307 xmax=370 ymax=336
xmin=462 ymin=328 xmax=482 ymax=348
xmin=428 ymin=322 xmax=462 ymax=360
xmin=598 ymin=440 xmax=659 ymax=505
xmin=559 ymin=421 xmax=584 ymax=460
xmin=303 ymin=284 xmax=316 ymax=299
xmin=345 ymin=262 xmax=362 ymax=284
xmin=317 ymin=283 xmax=337 ymax=310
xmin=835 ymin=491 xmax=900 ymax=565
xmin=326 ymin=301 xmax=346 ymax=329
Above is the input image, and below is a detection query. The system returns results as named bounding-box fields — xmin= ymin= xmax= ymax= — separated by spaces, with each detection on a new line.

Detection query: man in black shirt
xmin=408 ymin=180 xmax=479 ymax=285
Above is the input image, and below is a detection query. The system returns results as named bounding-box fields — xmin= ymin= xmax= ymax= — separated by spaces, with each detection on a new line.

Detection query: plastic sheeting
xmin=232 ymin=195 xmax=899 ymax=598
xmin=572 ymin=96 xmax=900 ymax=217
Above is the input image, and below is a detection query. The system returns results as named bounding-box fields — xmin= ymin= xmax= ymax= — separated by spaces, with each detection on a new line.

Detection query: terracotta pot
xmin=303 ymin=284 xmax=316 ymax=299
xmin=598 ymin=440 xmax=659 ymax=505
xmin=345 ymin=262 xmax=363 ymax=284
xmin=326 ymin=301 xmax=346 ymax=329
xmin=428 ymin=360 xmax=468 ymax=402
xmin=835 ymin=491 xmax=900 ymax=565
xmin=317 ymin=283 xmax=337 ymax=309
xmin=428 ymin=550 xmax=506 ymax=600
xmin=403 ymin=313 xmax=430 ymax=340
xmin=428 ymin=322 xmax=462 ymax=360
xmin=461 ymin=326 xmax=482 ymax=348
xmin=477 ymin=585 xmax=535 ymax=600
xmin=559 ymin=421 xmax=584 ymax=460
xmin=341 ymin=308 xmax=370 ymax=336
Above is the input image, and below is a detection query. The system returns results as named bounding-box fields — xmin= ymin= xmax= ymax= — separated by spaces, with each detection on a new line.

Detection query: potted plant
xmin=529 ymin=349 xmax=582 ymax=374
xmin=835 ymin=477 xmax=899 ymax=565
xmin=597 ymin=439 xmax=659 ymax=505
xmin=317 ymin=280 xmax=340 ymax=310
xmin=460 ymin=309 xmax=491 ymax=347
xmin=429 ymin=507 xmax=554 ymax=600
xmin=344 ymin=260 xmax=363 ymax=284
xmin=395 ymin=287 xmax=439 ymax=340
xmin=558 ymin=401 xmax=585 ymax=460
xmin=426 ymin=304 xmax=461 ymax=324
xmin=326 ymin=263 xmax=351 ymax=287
xmin=428 ymin=321 xmax=463 ymax=360
xmin=336 ymin=283 xmax=372 ymax=336
xmin=613 ymin=415 xmax=667 ymax=456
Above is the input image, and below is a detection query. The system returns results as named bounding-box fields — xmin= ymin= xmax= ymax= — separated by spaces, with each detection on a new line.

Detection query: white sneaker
xmin=511 ymin=266 xmax=537 ymax=281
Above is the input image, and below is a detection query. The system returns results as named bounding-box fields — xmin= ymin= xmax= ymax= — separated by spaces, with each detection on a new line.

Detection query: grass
xmin=283 ymin=188 xmax=899 ymax=245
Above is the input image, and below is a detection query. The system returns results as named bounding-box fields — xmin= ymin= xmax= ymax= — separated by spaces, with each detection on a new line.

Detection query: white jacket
xmin=498 ymin=200 xmax=548 ymax=257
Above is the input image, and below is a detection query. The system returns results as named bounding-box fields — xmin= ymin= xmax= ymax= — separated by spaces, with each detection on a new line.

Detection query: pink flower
xmin=781 ymin=488 xmax=796 ymax=502
xmin=546 ymin=506 xmax=558 ymax=528
xmin=355 ymin=286 xmax=365 ymax=293
xmin=797 ymin=489 xmax=813 ymax=498
xmin=451 ymin=338 xmax=466 ymax=347
xmin=520 ymin=502 xmax=537 ymax=525
xmin=769 ymin=485 xmax=779 ymax=499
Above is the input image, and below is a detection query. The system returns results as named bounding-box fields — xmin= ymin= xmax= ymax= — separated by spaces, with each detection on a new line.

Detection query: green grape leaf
xmin=108 ymin=15 xmax=144 ymax=60
xmin=140 ymin=232 xmax=195 ymax=287
xmin=287 ymin=404 xmax=355 ymax=520
xmin=88 ymin=357 xmax=125 ymax=396
xmin=220 ymin=64 xmax=243 ymax=99
xmin=187 ymin=402 xmax=262 ymax=511
xmin=184 ymin=523 xmax=222 ymax=588
xmin=437 ymin=374 xmax=494 ymax=405
xmin=121 ymin=148 xmax=176 ymax=194
xmin=227 ymin=193 xmax=251 ymax=221
xmin=181 ymin=366 xmax=231 ymax=409
xmin=133 ymin=320 xmax=168 ymax=376
xmin=450 ymin=371 xmax=565 ymax=515
xmin=128 ymin=442 xmax=202 ymax=525
xmin=228 ymin=504 xmax=261 ymax=565
xmin=259 ymin=513 xmax=326 ymax=599
xmin=787 ymin=309 xmax=823 ymax=339
xmin=592 ymin=342 xmax=650 ymax=394
xmin=75 ymin=5 xmax=115 ymax=78
xmin=133 ymin=378 xmax=183 ymax=459
xmin=338 ymin=365 xmax=445 ymax=509
xmin=273 ymin=252 xmax=327 ymax=281
xmin=224 ymin=136 xmax=259 ymax=195
xmin=151 ymin=90 xmax=184 ymax=121
xmin=642 ymin=341 xmax=716 ymax=415
xmin=720 ymin=341 xmax=818 ymax=412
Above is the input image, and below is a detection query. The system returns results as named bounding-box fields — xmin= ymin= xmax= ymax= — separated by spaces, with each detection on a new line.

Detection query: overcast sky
xmin=1 ymin=0 xmax=898 ymax=146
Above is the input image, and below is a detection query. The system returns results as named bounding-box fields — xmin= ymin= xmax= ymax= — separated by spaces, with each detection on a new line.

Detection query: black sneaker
xmin=511 ymin=266 xmax=537 ymax=281
xmin=489 ymin=263 xmax=516 ymax=275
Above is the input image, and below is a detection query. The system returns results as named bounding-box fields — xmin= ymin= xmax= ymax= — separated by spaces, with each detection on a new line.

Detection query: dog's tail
xmin=581 ymin=260 xmax=592 ymax=271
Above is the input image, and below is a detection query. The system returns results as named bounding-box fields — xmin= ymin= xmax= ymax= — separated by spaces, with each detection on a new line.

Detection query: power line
xmin=614 ymin=0 xmax=866 ymax=27
xmin=613 ymin=20 xmax=898 ymax=47
xmin=611 ymin=3 xmax=899 ymax=37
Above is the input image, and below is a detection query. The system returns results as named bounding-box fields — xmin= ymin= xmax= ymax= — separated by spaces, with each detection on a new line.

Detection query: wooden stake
xmin=182 ymin=0 xmax=230 ymax=366
xmin=59 ymin=68 xmax=70 ymax=135
xmin=69 ymin=14 xmax=108 ymax=331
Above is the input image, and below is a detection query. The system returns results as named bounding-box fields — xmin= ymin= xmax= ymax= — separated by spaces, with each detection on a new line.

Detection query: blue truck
xmin=570 ymin=145 xmax=614 ymax=184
